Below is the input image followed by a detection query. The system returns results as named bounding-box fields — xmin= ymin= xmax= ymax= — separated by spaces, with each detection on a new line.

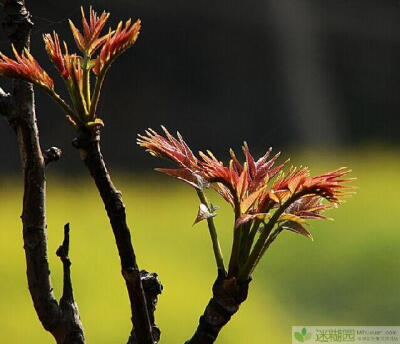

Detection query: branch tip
xmin=56 ymin=223 xmax=70 ymax=259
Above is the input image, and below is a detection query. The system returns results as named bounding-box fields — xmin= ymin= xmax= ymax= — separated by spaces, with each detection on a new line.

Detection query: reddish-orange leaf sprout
xmin=302 ymin=167 xmax=355 ymax=202
xmin=69 ymin=6 xmax=110 ymax=55
xmin=64 ymin=53 xmax=83 ymax=91
xmin=0 ymin=46 xmax=54 ymax=90
xmin=199 ymin=144 xmax=286 ymax=210
xmin=0 ymin=6 xmax=141 ymax=132
xmin=137 ymin=126 xmax=205 ymax=189
xmin=139 ymin=131 xmax=355 ymax=279
xmin=285 ymin=195 xmax=335 ymax=221
xmin=43 ymin=32 xmax=69 ymax=79
xmin=93 ymin=18 xmax=141 ymax=75
xmin=139 ymin=127 xmax=354 ymax=234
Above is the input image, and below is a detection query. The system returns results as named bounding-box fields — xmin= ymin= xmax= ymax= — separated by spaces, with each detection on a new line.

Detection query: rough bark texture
xmin=185 ymin=271 xmax=250 ymax=344
xmin=73 ymin=129 xmax=155 ymax=344
xmin=0 ymin=1 xmax=84 ymax=343
xmin=128 ymin=271 xmax=163 ymax=344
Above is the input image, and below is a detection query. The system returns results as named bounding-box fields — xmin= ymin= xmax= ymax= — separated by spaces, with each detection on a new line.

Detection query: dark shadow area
xmin=0 ymin=0 xmax=398 ymax=173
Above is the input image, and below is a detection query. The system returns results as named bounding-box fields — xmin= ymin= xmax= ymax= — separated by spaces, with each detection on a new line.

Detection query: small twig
xmin=56 ymin=223 xmax=85 ymax=343
xmin=56 ymin=223 xmax=73 ymax=302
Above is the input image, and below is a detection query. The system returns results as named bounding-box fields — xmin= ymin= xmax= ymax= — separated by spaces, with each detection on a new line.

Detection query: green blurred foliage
xmin=0 ymin=149 xmax=399 ymax=343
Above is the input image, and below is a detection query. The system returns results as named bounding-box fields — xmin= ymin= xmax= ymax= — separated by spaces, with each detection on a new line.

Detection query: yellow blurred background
xmin=0 ymin=148 xmax=399 ymax=343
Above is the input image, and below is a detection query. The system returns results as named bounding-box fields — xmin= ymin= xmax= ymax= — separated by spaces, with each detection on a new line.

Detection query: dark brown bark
xmin=56 ymin=224 xmax=85 ymax=344
xmin=185 ymin=271 xmax=250 ymax=344
xmin=73 ymin=129 xmax=155 ymax=344
xmin=128 ymin=271 xmax=163 ymax=344
xmin=43 ymin=146 xmax=62 ymax=165
xmin=0 ymin=1 xmax=84 ymax=343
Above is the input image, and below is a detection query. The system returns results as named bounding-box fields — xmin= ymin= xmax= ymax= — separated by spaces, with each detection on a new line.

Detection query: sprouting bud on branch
xmin=0 ymin=45 xmax=54 ymax=90
xmin=93 ymin=18 xmax=141 ymax=75
xmin=0 ymin=6 xmax=141 ymax=133
xmin=138 ymin=126 xmax=355 ymax=279
xmin=69 ymin=6 xmax=111 ymax=56
xmin=43 ymin=32 xmax=69 ymax=79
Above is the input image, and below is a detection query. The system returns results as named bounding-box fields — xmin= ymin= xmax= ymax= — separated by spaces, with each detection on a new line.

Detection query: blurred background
xmin=0 ymin=0 xmax=399 ymax=343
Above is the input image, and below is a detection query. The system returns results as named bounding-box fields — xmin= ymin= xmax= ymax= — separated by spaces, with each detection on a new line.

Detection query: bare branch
xmin=1 ymin=2 xmax=84 ymax=343
xmin=73 ymin=129 xmax=155 ymax=344
xmin=1 ymin=0 xmax=61 ymax=335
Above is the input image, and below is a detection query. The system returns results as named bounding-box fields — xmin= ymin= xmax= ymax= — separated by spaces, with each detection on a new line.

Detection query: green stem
xmin=196 ymin=189 xmax=226 ymax=274
xmin=227 ymin=196 xmax=242 ymax=277
xmin=238 ymin=194 xmax=301 ymax=281
xmin=234 ymin=221 xmax=251 ymax=272
xmin=82 ymin=53 xmax=91 ymax=116
xmin=251 ymin=224 xmax=287 ymax=273
xmin=239 ymin=219 xmax=261 ymax=264
xmin=89 ymin=66 xmax=109 ymax=119
xmin=70 ymin=64 xmax=87 ymax=117
xmin=44 ymin=88 xmax=74 ymax=116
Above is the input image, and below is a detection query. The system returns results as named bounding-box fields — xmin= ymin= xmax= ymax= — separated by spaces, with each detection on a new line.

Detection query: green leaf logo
xmin=294 ymin=332 xmax=304 ymax=342
xmin=294 ymin=328 xmax=312 ymax=342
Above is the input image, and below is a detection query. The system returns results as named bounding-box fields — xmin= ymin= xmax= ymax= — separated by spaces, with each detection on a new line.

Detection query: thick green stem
xmin=89 ymin=67 xmax=108 ymax=119
xmin=227 ymin=199 xmax=242 ymax=277
xmin=228 ymin=220 xmax=252 ymax=278
xmin=196 ymin=189 xmax=226 ymax=274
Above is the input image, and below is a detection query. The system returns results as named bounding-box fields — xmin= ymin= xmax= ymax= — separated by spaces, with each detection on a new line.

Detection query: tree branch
xmin=1 ymin=0 xmax=61 ymax=335
xmin=1 ymin=2 xmax=84 ymax=343
xmin=185 ymin=271 xmax=251 ymax=344
xmin=128 ymin=271 xmax=163 ymax=344
xmin=72 ymin=129 xmax=155 ymax=344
